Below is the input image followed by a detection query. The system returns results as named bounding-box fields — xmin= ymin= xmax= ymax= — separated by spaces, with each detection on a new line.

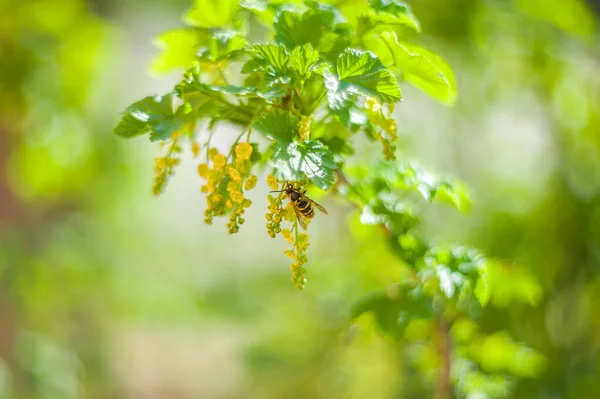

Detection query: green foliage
xmin=350 ymin=160 xmax=471 ymax=212
xmin=288 ymin=44 xmax=320 ymax=78
xmin=248 ymin=43 xmax=290 ymax=72
xmin=378 ymin=31 xmax=457 ymax=105
xmin=253 ymin=109 xmax=299 ymax=142
xmin=184 ymin=0 xmax=239 ymax=28
xmin=151 ymin=29 xmax=205 ymax=73
xmin=273 ymin=1 xmax=350 ymax=61
xmin=324 ymin=49 xmax=401 ymax=109
xmin=366 ymin=0 xmax=421 ymax=33
xmin=113 ymin=0 xmax=463 ymax=229
xmin=114 ymin=94 xmax=195 ymax=142
xmin=197 ymin=30 xmax=247 ymax=63
xmin=271 ymin=140 xmax=335 ymax=189
xmin=7 ymin=0 xmax=600 ymax=398
xmin=111 ymin=1 xmax=545 ymax=397
xmin=253 ymin=110 xmax=335 ymax=189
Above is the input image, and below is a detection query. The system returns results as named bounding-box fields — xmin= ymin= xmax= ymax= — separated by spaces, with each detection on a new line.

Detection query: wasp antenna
xmin=270 ymin=190 xmax=284 ymax=193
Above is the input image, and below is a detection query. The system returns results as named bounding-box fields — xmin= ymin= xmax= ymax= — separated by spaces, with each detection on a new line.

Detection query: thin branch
xmin=335 ymin=168 xmax=453 ymax=398
xmin=435 ymin=316 xmax=453 ymax=399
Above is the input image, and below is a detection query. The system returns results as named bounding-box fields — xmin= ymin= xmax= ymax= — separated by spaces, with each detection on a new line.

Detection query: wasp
xmin=271 ymin=183 xmax=328 ymax=230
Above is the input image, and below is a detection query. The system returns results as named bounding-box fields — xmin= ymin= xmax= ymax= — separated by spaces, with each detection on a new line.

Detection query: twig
xmin=435 ymin=316 xmax=453 ymax=399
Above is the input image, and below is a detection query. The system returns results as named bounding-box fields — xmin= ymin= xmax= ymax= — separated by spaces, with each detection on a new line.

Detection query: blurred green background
xmin=1 ymin=0 xmax=600 ymax=398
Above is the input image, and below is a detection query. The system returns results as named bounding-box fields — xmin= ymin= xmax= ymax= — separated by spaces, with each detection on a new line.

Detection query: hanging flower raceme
xmin=198 ymin=142 xmax=256 ymax=234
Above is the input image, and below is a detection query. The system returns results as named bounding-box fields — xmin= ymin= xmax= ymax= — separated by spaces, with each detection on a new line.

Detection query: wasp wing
xmin=292 ymin=204 xmax=308 ymax=230
xmin=310 ymin=199 xmax=328 ymax=215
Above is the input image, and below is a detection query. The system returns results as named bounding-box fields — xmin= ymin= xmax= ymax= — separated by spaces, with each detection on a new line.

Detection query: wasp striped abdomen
xmin=295 ymin=199 xmax=314 ymax=218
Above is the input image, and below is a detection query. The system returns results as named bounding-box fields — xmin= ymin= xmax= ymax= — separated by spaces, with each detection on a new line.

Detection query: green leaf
xmin=305 ymin=0 xmax=346 ymax=30
xmin=151 ymin=29 xmax=246 ymax=74
xmin=434 ymin=181 xmax=471 ymax=212
xmin=274 ymin=9 xmax=323 ymax=49
xmin=241 ymin=1 xmax=278 ymax=27
xmin=273 ymin=3 xmax=350 ymax=62
xmin=382 ymin=161 xmax=471 ymax=212
xmin=113 ymin=113 xmax=149 ymax=139
xmin=370 ymin=0 xmax=408 ymax=14
xmin=113 ymin=94 xmax=188 ymax=142
xmin=241 ymin=57 xmax=267 ymax=74
xmin=271 ymin=140 xmax=336 ymax=190
xmin=242 ymin=44 xmax=296 ymax=95
xmin=151 ymin=28 xmax=206 ymax=74
xmin=317 ymin=31 xmax=352 ymax=63
xmin=324 ymin=49 xmax=401 ymax=109
xmin=357 ymin=13 xmax=421 ymax=42
xmin=380 ymin=32 xmax=457 ymax=105
xmin=114 ymin=95 xmax=171 ymax=139
xmin=288 ymin=44 xmax=320 ymax=78
xmin=274 ymin=3 xmax=344 ymax=44
xmin=250 ymin=43 xmax=290 ymax=72
xmin=184 ymin=0 xmax=239 ymax=28
xmin=252 ymin=110 xmax=299 ymax=143
xmin=147 ymin=98 xmax=191 ymax=142
xmin=368 ymin=0 xmax=421 ymax=32
xmin=196 ymin=30 xmax=247 ymax=63
xmin=151 ymin=110 xmax=186 ymax=141
xmin=376 ymin=12 xmax=420 ymax=33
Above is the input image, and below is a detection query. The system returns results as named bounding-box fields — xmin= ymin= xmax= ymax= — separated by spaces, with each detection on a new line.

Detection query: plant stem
xmin=336 ymin=168 xmax=454 ymax=397
xmin=205 ymin=128 xmax=216 ymax=163
xmin=227 ymin=128 xmax=250 ymax=161
xmin=217 ymin=68 xmax=228 ymax=84
xmin=435 ymin=316 xmax=453 ymax=399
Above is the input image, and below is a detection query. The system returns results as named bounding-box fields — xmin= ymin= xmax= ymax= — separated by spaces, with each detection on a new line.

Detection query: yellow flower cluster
xmin=265 ymin=175 xmax=284 ymax=238
xmin=365 ymin=97 xmax=398 ymax=161
xmin=283 ymin=230 xmax=310 ymax=290
xmin=198 ymin=142 xmax=256 ymax=233
xmin=152 ymin=138 xmax=182 ymax=195
xmin=266 ymin=174 xmax=279 ymax=191
xmin=265 ymin=197 xmax=283 ymax=238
